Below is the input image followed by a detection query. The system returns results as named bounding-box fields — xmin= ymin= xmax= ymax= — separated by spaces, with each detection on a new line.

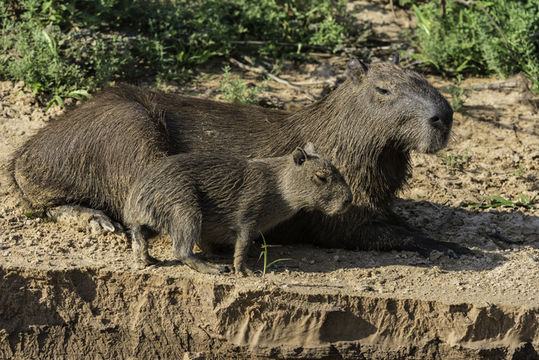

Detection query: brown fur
xmin=123 ymin=146 xmax=352 ymax=274
xmin=11 ymin=60 xmax=467 ymax=255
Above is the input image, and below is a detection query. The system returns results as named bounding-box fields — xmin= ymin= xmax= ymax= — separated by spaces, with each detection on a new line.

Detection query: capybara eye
xmin=314 ymin=173 xmax=327 ymax=184
xmin=375 ymin=87 xmax=390 ymax=95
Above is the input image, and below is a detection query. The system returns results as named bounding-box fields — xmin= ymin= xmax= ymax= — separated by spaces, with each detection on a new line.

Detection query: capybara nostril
xmin=429 ymin=115 xmax=442 ymax=128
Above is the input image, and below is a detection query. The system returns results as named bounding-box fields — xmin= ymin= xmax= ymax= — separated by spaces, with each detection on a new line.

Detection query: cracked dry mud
xmin=0 ymin=56 xmax=538 ymax=360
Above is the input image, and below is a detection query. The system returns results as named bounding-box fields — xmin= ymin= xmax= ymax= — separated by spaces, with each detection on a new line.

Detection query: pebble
xmin=356 ymin=285 xmax=374 ymax=292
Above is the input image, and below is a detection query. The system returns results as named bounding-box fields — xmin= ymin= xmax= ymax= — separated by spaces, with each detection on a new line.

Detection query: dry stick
xmin=454 ymin=0 xmax=510 ymax=51
xmin=290 ymin=79 xmax=336 ymax=86
xmin=229 ymin=58 xmax=316 ymax=101
xmin=467 ymin=80 xmax=520 ymax=91
xmin=230 ymin=40 xmax=329 ymax=51
xmin=389 ymin=0 xmax=396 ymax=19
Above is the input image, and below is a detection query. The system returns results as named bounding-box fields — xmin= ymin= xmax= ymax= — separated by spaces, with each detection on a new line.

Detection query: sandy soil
xmin=0 ymin=1 xmax=538 ymax=358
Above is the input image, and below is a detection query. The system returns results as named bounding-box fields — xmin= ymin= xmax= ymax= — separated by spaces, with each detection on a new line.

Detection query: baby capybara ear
xmin=303 ymin=142 xmax=317 ymax=156
xmin=293 ymin=147 xmax=307 ymax=166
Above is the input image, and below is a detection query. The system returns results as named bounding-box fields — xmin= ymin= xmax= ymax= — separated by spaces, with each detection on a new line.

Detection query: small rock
xmin=357 ymin=285 xmax=374 ymax=292
xmin=183 ymin=352 xmax=206 ymax=360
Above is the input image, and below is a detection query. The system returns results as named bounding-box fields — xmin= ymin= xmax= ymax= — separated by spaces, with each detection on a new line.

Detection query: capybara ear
xmin=293 ymin=147 xmax=307 ymax=166
xmin=346 ymin=57 xmax=368 ymax=81
xmin=393 ymin=52 xmax=400 ymax=65
xmin=303 ymin=142 xmax=317 ymax=155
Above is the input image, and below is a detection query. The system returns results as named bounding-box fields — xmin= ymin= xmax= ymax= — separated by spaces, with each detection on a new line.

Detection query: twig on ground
xmin=290 ymin=79 xmax=336 ymax=86
xmin=229 ymin=58 xmax=316 ymax=100
xmin=230 ymin=40 xmax=329 ymax=51
xmin=467 ymin=80 xmax=520 ymax=91
xmin=403 ymin=60 xmax=427 ymax=69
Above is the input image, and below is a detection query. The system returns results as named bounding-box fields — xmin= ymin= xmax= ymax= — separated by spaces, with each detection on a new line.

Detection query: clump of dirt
xmin=1 ymin=37 xmax=538 ymax=360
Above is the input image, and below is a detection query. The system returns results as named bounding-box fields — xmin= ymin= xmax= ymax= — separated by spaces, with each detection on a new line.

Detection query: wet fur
xmin=11 ymin=61 xmax=454 ymax=251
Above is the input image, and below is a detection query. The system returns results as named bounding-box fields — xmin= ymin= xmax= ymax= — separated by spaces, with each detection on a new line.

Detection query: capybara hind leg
xmin=130 ymin=226 xmax=158 ymax=265
xmin=47 ymin=205 xmax=119 ymax=235
xmin=170 ymin=211 xmax=229 ymax=274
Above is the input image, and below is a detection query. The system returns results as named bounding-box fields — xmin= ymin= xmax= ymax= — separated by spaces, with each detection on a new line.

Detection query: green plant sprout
xmin=446 ymin=74 xmax=469 ymax=112
xmin=438 ymin=148 xmax=469 ymax=172
xmin=219 ymin=66 xmax=265 ymax=104
xmin=257 ymin=232 xmax=292 ymax=276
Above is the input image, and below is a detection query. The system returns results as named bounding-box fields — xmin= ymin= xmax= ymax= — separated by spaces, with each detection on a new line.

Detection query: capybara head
xmin=283 ymin=143 xmax=353 ymax=216
xmin=344 ymin=58 xmax=453 ymax=154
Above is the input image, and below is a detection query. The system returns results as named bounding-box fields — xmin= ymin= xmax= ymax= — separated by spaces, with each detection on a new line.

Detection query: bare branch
xmin=229 ymin=58 xmax=316 ymax=101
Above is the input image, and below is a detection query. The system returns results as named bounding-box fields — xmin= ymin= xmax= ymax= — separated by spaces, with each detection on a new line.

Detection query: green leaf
xmin=266 ymin=258 xmax=292 ymax=269
xmin=486 ymin=195 xmax=513 ymax=206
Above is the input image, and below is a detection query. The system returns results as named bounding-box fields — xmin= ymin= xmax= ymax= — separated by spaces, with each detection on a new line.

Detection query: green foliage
xmin=219 ymin=66 xmax=266 ymax=104
xmin=463 ymin=194 xmax=536 ymax=210
xmin=411 ymin=0 xmax=539 ymax=90
xmin=438 ymin=148 xmax=469 ymax=172
xmin=1 ymin=0 xmax=358 ymax=100
xmin=257 ymin=233 xmax=292 ymax=276
xmin=446 ymin=74 xmax=469 ymax=112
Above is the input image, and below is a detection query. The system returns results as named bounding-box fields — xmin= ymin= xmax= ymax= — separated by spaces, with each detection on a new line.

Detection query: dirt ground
xmin=0 ymin=1 xmax=538 ymax=359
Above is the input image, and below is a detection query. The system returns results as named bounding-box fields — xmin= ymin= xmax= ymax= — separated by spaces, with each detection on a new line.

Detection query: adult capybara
xmin=123 ymin=144 xmax=352 ymax=274
xmin=11 ymin=58 xmax=468 ymax=256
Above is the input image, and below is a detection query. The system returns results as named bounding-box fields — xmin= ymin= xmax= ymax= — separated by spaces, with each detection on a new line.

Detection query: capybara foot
xmin=141 ymin=254 xmax=159 ymax=266
xmin=234 ymin=266 xmax=254 ymax=277
xmin=47 ymin=205 xmax=118 ymax=235
xmin=183 ymin=257 xmax=230 ymax=274
xmin=406 ymin=235 xmax=473 ymax=259
xmin=133 ymin=253 xmax=159 ymax=267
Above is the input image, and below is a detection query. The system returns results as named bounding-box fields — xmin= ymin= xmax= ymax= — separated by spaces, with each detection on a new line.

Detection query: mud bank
xmin=0 ymin=265 xmax=536 ymax=359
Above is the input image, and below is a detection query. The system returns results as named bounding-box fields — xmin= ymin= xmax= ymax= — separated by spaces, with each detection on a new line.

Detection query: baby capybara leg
xmin=169 ymin=212 xmax=229 ymax=274
xmin=130 ymin=226 xmax=158 ymax=265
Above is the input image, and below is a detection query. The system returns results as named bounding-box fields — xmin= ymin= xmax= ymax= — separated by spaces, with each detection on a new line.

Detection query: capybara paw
xmin=409 ymin=236 xmax=473 ymax=259
xmin=142 ymin=254 xmax=159 ymax=265
xmin=47 ymin=205 xmax=118 ymax=235
xmin=234 ymin=267 xmax=254 ymax=277
xmin=134 ymin=255 xmax=159 ymax=268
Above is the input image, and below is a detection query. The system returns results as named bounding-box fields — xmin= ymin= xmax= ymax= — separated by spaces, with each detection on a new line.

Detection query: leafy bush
xmin=219 ymin=66 xmax=266 ymax=104
xmin=411 ymin=0 xmax=538 ymax=90
xmin=0 ymin=0 xmax=358 ymax=100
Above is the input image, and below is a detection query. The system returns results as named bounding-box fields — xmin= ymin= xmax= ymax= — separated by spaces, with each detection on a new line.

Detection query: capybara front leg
xmin=130 ymin=226 xmax=158 ymax=265
xmin=233 ymin=227 xmax=254 ymax=276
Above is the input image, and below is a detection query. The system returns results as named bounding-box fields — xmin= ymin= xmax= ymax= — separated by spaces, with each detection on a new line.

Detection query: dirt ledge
xmin=0 ymin=264 xmax=536 ymax=360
